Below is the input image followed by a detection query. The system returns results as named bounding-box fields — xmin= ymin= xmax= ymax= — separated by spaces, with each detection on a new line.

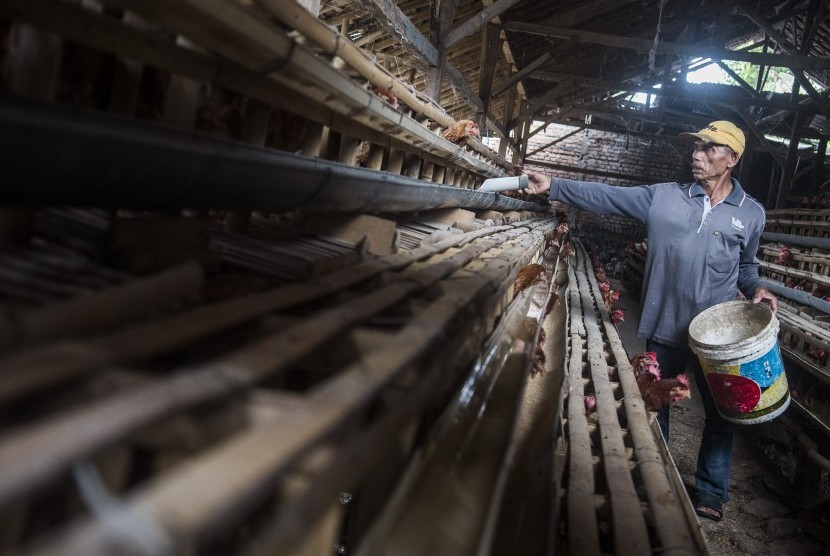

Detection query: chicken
xmin=640 ymin=374 xmax=691 ymax=421
xmin=584 ymin=394 xmax=598 ymax=424
xmin=371 ymin=86 xmax=399 ymax=110
xmin=774 ymin=245 xmax=791 ymax=266
xmin=545 ymin=285 xmax=561 ymax=316
xmin=610 ymin=308 xmax=625 ymax=324
xmin=631 ymin=351 xmax=661 ymax=380
xmin=558 ymin=243 xmax=575 ymax=262
xmin=441 ymin=119 xmax=480 ymax=144
xmin=512 ymin=263 xmax=546 ymax=297
xmin=531 ymin=328 xmax=547 ymax=377
xmin=808 ymin=346 xmax=828 ymax=366
xmin=630 ymin=352 xmax=691 ymax=421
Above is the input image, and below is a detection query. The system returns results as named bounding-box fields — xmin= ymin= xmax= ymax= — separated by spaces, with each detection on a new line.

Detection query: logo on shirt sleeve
xmin=731 ymin=217 xmax=745 ymax=230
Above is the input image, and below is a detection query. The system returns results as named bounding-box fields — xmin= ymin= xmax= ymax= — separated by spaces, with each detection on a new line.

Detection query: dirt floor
xmin=611 ymin=278 xmax=830 ymax=556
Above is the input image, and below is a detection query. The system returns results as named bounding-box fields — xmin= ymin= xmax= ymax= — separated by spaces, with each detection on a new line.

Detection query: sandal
xmin=695 ymin=504 xmax=723 ymax=522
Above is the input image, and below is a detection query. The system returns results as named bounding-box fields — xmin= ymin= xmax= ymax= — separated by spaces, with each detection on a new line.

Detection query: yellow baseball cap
xmin=679 ymin=120 xmax=745 ymax=156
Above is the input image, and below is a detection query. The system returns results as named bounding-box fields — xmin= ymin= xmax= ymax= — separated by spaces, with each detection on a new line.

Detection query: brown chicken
xmin=545 ymin=283 xmax=561 ymax=316
xmin=631 ymin=351 xmax=660 ymax=379
xmin=531 ymin=328 xmax=547 ymax=377
xmin=558 ymin=243 xmax=575 ymax=262
xmin=512 ymin=263 xmax=546 ymax=296
xmin=441 ymin=119 xmax=480 ymax=144
xmin=640 ymin=374 xmax=691 ymax=422
xmin=631 ymin=351 xmax=691 ymax=421
xmin=773 ymin=245 xmax=792 ymax=266
xmin=372 ymin=86 xmax=399 ymax=110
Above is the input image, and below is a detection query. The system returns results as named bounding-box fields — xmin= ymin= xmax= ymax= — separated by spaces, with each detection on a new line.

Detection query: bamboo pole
xmin=255 ymin=0 xmax=510 ymax=168
xmin=0 ymin=260 xmax=204 ymax=352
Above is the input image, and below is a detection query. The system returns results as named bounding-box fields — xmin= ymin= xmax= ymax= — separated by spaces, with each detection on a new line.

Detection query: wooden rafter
xmin=799 ymin=0 xmax=829 ymax=54
xmin=352 ymin=0 xmax=481 ymax=111
xmin=537 ymin=0 xmax=637 ymax=29
xmin=532 ymin=70 xmax=816 ymax=113
xmin=503 ymin=21 xmax=830 ymax=71
xmin=351 ymin=0 xmax=517 ymax=148
xmin=444 ymin=0 xmax=522 ymax=48
xmin=478 ymin=23 xmax=501 ymax=115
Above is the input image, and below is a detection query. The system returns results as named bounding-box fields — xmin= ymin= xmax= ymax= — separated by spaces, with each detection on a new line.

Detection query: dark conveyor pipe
xmin=762 ymin=232 xmax=830 ymax=250
xmin=0 ymin=95 xmax=545 ymax=214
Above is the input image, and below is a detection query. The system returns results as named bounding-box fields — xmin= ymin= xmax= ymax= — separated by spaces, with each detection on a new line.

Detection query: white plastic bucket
xmin=688 ymin=300 xmax=789 ymax=424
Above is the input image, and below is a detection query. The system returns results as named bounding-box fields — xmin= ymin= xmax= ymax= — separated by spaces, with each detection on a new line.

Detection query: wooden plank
xmin=577 ymin=240 xmax=699 ymax=554
xmin=759 ymin=260 xmax=830 ymax=288
xmin=0 ymin=223 xmax=551 ymax=505
xmin=573 ymin=245 xmax=650 ymax=555
xmin=564 ymin=265 xmax=601 ymax=555
xmin=0 ymin=223 xmax=522 ymax=404
xmin=23 ymin=223 xmax=556 ymax=555
xmin=0 ymin=260 xmax=203 ymax=351
xmin=304 ymin=214 xmax=397 ymax=256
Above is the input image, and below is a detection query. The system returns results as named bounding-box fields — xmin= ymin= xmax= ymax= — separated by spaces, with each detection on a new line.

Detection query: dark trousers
xmin=646 ymin=339 xmax=734 ymax=503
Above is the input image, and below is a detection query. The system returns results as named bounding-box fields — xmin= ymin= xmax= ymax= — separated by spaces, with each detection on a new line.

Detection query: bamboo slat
xmin=579 ymin=241 xmax=699 ymax=555
xmin=564 ymin=263 xmax=601 ymax=555
xmin=0 ymin=260 xmax=204 ymax=351
xmin=555 ymin=240 xmax=701 ymax=555
xmin=572 ymin=243 xmax=650 ymax=555
xmin=20 ymin=221 xmax=558 ymax=555
xmin=0 ymin=222 xmax=537 ymax=405
xmin=0 ymin=224 xmax=552 ymax=507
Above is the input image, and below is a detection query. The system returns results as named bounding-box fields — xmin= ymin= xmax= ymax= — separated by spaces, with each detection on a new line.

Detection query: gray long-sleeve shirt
xmin=550 ymin=177 xmax=766 ymax=347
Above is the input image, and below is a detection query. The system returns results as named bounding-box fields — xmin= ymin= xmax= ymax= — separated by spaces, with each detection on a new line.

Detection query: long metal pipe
xmin=0 ymin=95 xmax=544 ymax=213
xmin=761 ymin=232 xmax=830 ymax=250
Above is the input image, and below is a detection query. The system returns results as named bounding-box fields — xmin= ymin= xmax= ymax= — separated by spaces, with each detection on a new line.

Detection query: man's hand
xmin=524 ymin=170 xmax=551 ymax=195
xmin=752 ymin=286 xmax=778 ymax=313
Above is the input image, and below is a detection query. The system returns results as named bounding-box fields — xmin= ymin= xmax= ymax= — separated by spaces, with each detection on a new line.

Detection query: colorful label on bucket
xmin=700 ymin=344 xmax=789 ymax=423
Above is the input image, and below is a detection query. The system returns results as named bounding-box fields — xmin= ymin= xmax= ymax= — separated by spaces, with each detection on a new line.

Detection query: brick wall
xmin=523 ymin=123 xmax=689 ymax=186
xmin=522 ymin=123 xmax=690 ymax=237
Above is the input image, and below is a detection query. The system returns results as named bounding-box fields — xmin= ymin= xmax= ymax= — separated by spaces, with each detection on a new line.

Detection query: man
xmin=525 ymin=120 xmax=778 ymax=523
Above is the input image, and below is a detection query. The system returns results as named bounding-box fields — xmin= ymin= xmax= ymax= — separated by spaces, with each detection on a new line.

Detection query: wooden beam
xmin=792 ymin=69 xmax=830 ymax=117
xmin=539 ymin=0 xmax=637 ymax=29
xmin=425 ymin=0 xmax=457 ymax=101
xmin=526 ymin=126 xmax=584 ymax=158
xmin=735 ymin=1 xmax=798 ymax=55
xmin=444 ymin=0 xmax=522 ymax=48
xmin=714 ymin=61 xmax=759 ymax=97
xmin=799 ymin=0 xmax=828 ymax=54
xmin=733 ymin=106 xmax=786 ymax=169
xmin=491 ymin=52 xmax=552 ymax=99
xmin=524 ymin=115 xmax=688 ymax=146
xmin=503 ymin=21 xmax=830 ymax=71
xmin=353 ymin=0 xmax=484 ymax=113
xmin=478 ymin=23 xmax=501 ymax=115
xmin=532 ymin=70 xmax=816 ymax=113
xmin=518 ymin=82 xmax=573 ymax=124
xmin=499 ymin=85 xmax=517 ymax=158
xmin=776 ymin=110 xmax=807 ymax=208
